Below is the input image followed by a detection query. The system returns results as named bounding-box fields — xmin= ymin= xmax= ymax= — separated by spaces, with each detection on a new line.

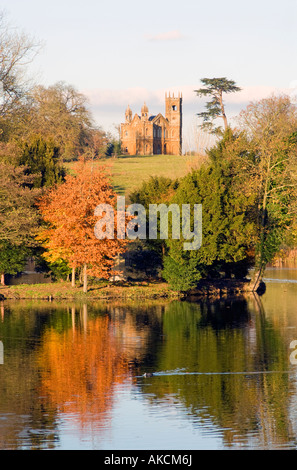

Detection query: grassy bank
xmin=0 ymin=280 xmax=182 ymax=301
xmin=66 ymin=154 xmax=205 ymax=197
xmin=0 ymin=278 xmax=259 ymax=302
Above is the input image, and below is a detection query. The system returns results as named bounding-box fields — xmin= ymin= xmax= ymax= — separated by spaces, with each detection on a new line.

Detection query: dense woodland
xmin=1 ymin=13 xmax=297 ymax=293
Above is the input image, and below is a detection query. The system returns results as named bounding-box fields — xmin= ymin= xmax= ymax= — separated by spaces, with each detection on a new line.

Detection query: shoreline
xmin=0 ymin=278 xmax=260 ymax=301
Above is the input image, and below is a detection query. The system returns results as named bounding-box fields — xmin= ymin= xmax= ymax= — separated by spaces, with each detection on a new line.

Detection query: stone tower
xmin=141 ymin=102 xmax=149 ymax=121
xmin=165 ymin=92 xmax=182 ymax=155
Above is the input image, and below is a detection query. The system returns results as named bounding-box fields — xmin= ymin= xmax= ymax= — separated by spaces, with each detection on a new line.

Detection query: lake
xmin=1 ymin=267 xmax=297 ymax=450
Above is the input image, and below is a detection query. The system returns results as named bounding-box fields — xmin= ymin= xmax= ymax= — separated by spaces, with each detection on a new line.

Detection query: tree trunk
xmin=219 ymin=91 xmax=228 ymax=130
xmin=83 ymin=263 xmax=88 ymax=293
xmin=71 ymin=266 xmax=76 ymax=287
xmin=252 ymin=172 xmax=269 ymax=293
xmin=222 ymin=112 xmax=228 ymax=131
xmin=0 ymin=273 xmax=5 ymax=286
xmin=251 ymin=269 xmax=262 ymax=292
xmin=251 ymin=265 xmax=266 ymax=292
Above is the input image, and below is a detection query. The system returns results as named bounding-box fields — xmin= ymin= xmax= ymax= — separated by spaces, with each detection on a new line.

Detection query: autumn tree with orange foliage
xmin=37 ymin=160 xmax=129 ymax=292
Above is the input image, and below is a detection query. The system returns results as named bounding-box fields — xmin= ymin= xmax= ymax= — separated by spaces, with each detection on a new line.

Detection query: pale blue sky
xmin=1 ymin=0 xmax=297 ymax=146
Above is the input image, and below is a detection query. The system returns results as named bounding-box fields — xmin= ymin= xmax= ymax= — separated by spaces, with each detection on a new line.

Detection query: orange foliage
xmin=37 ymin=314 xmax=129 ymax=425
xmin=37 ymin=159 xmax=129 ymax=279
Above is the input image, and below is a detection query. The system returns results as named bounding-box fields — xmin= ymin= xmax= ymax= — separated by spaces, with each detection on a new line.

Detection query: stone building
xmin=121 ymin=92 xmax=182 ymax=155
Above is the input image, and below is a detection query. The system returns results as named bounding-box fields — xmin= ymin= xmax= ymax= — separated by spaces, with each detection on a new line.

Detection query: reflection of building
xmin=121 ymin=92 xmax=182 ymax=155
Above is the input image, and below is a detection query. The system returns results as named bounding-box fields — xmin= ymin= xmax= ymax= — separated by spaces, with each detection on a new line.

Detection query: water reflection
xmin=139 ymin=298 xmax=294 ymax=449
xmin=0 ymin=271 xmax=297 ymax=449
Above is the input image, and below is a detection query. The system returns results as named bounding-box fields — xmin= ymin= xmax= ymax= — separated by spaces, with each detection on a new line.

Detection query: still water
xmin=1 ymin=268 xmax=297 ymax=450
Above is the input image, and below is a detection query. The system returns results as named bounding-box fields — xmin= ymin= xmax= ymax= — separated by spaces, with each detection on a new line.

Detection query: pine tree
xmin=19 ymin=135 xmax=66 ymax=188
xmin=0 ymin=162 xmax=40 ymax=285
xmin=162 ymin=132 xmax=256 ymax=291
xmin=195 ymin=77 xmax=241 ymax=134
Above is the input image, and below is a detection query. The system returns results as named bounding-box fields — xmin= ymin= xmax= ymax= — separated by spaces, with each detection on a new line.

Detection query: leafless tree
xmin=0 ymin=10 xmax=41 ymax=115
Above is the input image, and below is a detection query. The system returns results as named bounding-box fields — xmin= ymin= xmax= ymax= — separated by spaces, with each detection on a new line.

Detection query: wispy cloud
xmin=226 ymin=85 xmax=289 ymax=104
xmin=85 ymin=85 xmax=292 ymax=112
xmin=147 ymin=30 xmax=186 ymax=42
xmin=85 ymin=87 xmax=155 ymax=107
xmin=83 ymin=84 xmax=294 ymax=134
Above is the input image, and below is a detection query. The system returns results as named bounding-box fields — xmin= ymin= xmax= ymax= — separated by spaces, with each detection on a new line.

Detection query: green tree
xmin=130 ymin=175 xmax=179 ymax=259
xmin=105 ymin=137 xmax=122 ymax=157
xmin=0 ymin=242 xmax=29 ymax=285
xmin=162 ymin=132 xmax=256 ymax=291
xmin=18 ymin=134 xmax=66 ymax=188
xmin=237 ymin=95 xmax=297 ymax=290
xmin=0 ymin=137 xmax=66 ymax=283
xmin=194 ymin=77 xmax=241 ymax=134
xmin=130 ymin=175 xmax=178 ymax=208
xmin=162 ymin=255 xmax=203 ymax=292
xmin=0 ymin=162 xmax=40 ymax=284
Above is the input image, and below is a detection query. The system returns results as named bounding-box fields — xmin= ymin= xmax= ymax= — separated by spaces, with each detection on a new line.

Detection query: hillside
xmin=67 ymin=154 xmax=206 ymax=198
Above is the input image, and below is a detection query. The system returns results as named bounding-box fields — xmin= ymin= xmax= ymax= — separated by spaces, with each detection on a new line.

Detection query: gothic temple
xmin=121 ymin=92 xmax=182 ymax=155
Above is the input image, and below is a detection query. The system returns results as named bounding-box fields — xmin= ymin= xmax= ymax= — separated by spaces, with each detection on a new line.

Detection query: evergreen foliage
xmin=195 ymin=77 xmax=241 ymax=134
xmin=161 ymin=135 xmax=256 ymax=290
xmin=0 ymin=242 xmax=29 ymax=279
xmin=19 ymin=135 xmax=66 ymax=188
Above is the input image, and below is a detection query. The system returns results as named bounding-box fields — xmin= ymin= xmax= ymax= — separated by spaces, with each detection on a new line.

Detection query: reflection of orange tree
xmin=37 ymin=315 xmax=129 ymax=426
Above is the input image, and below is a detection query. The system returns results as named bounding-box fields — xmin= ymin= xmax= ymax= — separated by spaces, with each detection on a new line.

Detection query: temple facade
xmin=120 ymin=92 xmax=182 ymax=155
